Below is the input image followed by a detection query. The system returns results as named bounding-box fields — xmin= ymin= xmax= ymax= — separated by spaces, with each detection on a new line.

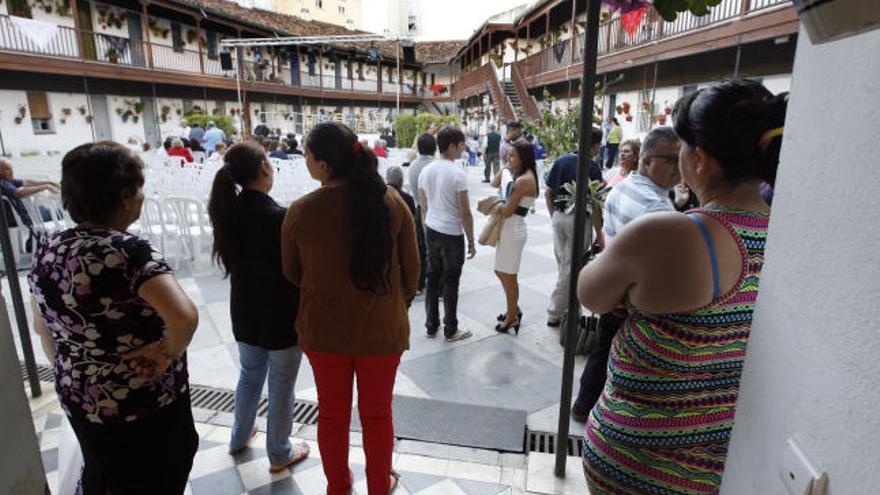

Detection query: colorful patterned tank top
xmin=582 ymin=205 xmax=770 ymax=495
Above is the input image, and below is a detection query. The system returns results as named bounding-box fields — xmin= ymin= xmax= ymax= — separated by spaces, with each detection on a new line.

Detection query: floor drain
xmin=21 ymin=362 xmax=320 ymax=425
xmin=524 ymin=430 xmax=584 ymax=458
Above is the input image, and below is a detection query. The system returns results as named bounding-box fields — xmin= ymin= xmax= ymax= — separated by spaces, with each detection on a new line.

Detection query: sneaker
xmin=426 ymin=328 xmax=439 ymax=338
xmin=547 ymin=319 xmax=562 ymax=328
xmin=444 ymin=329 xmax=473 ymax=342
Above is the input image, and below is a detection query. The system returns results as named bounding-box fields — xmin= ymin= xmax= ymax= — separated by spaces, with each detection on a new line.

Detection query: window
xmin=408 ymin=15 xmax=417 ymax=33
xmin=27 ymin=92 xmax=54 ymax=134
xmin=315 ymin=0 xmax=323 ymax=8
xmin=206 ymin=31 xmax=218 ymax=57
xmin=171 ymin=23 xmax=183 ymax=50
xmin=339 ymin=5 xmax=345 ymax=14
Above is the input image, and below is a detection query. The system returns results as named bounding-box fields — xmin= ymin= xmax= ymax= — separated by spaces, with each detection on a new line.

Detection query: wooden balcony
xmin=456 ymin=0 xmax=797 ymax=94
xmin=0 ymin=14 xmax=451 ymax=103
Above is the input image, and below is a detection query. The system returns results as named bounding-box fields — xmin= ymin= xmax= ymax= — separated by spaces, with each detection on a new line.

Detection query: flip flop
xmin=269 ymin=442 xmax=310 ymax=473
xmin=228 ymin=426 xmax=258 ymax=455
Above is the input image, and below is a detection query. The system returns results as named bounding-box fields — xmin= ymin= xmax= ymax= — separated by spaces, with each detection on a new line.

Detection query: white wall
xmin=721 ymin=27 xmax=880 ymax=494
xmin=0 ymin=90 xmax=93 ymax=159
xmin=106 ymin=95 xmax=146 ymax=146
xmin=0 ymin=291 xmax=46 ymax=495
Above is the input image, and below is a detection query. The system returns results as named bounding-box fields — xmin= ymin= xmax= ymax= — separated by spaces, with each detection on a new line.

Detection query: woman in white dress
xmin=490 ymin=139 xmax=539 ymax=334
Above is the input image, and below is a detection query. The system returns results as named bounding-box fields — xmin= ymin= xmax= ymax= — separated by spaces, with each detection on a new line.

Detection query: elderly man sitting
xmin=0 ymin=159 xmax=59 ymax=228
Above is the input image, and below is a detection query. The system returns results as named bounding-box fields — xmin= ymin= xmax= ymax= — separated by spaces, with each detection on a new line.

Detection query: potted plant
xmin=105 ymin=47 xmax=119 ymax=64
xmin=78 ymin=105 xmax=87 ymax=115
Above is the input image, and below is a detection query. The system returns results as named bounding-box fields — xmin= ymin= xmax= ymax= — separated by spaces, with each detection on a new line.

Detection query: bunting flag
xmin=621 ymin=6 xmax=648 ymax=37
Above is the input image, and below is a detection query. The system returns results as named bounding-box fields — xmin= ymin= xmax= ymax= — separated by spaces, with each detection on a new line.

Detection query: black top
xmin=230 ymin=189 xmax=299 ymax=349
xmin=544 ymin=152 xmax=603 ymax=211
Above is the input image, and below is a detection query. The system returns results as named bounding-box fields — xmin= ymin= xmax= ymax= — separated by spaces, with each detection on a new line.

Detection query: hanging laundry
xmin=9 ymin=16 xmax=59 ymax=50
xmin=103 ymin=34 xmax=130 ymax=54
xmin=553 ymin=40 xmax=567 ymax=63
xmin=621 ymin=6 xmax=649 ymax=37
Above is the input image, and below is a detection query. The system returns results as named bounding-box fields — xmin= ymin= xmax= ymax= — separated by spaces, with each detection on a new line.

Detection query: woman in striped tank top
xmin=576 ymin=79 xmax=787 ymax=494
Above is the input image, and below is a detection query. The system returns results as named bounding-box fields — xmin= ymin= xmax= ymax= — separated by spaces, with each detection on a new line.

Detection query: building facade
xmin=275 ymin=0 xmax=362 ymax=30
xmin=0 ymin=0 xmax=461 ymax=156
xmin=447 ymin=0 xmax=798 ymax=141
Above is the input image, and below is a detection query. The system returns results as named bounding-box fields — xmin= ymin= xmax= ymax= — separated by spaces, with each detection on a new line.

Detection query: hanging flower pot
xmin=622 ymin=102 xmax=631 ymax=114
xmin=78 ymin=105 xmax=87 ymax=115
xmin=625 ymin=114 xmax=633 ymax=122
xmin=664 ymin=106 xmax=672 ymax=115
xmin=658 ymin=115 xmax=667 ymax=125
xmin=615 ymin=105 xmax=623 ymax=115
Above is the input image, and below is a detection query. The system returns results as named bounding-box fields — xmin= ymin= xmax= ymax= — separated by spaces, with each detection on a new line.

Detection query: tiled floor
xmin=30 ymin=395 xmax=588 ymax=495
xmin=16 ymin=161 xmax=609 ymax=494
xmin=11 ymin=163 xmax=593 ymax=434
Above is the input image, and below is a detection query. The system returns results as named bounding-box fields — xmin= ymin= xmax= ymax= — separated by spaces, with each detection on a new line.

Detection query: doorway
xmin=88 ymin=94 xmax=113 ymax=141
xmin=77 ymin=2 xmax=97 ymax=60
xmin=126 ymin=13 xmax=146 ymax=67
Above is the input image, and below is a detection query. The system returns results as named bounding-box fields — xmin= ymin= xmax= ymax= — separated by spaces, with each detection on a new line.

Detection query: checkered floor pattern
xmin=34 ymin=407 xmax=519 ymax=495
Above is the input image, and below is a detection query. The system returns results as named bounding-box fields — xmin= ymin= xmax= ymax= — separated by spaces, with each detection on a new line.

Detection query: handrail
xmin=507 ymin=0 xmax=791 ymax=80
xmin=0 ymin=14 xmax=435 ymax=99
xmin=510 ymin=63 xmax=540 ymax=121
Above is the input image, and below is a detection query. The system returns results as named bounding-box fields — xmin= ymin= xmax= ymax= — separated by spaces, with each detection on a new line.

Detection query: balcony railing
xmin=0 ymin=15 xmax=440 ymax=99
xmin=516 ymin=0 xmax=791 ymax=79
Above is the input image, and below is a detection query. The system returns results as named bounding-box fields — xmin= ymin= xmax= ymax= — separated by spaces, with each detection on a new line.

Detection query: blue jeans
xmin=231 ymin=342 xmax=303 ymax=465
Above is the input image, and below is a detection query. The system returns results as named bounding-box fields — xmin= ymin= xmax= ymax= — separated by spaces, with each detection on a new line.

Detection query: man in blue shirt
xmin=543 ymin=127 xmax=603 ymax=327
xmin=0 ymin=159 xmax=59 ymax=228
xmin=203 ymin=121 xmax=226 ymax=157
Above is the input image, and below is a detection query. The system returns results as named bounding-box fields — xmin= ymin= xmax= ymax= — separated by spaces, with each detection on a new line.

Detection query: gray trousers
xmin=547 ymin=211 xmax=590 ymax=321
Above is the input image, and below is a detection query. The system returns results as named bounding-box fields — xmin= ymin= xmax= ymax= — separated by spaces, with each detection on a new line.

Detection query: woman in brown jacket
xmin=281 ymin=122 xmax=419 ymax=494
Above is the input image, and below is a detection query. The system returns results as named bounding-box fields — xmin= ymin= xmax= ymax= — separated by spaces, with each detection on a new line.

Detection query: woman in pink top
xmin=605 ymin=139 xmax=640 ymax=188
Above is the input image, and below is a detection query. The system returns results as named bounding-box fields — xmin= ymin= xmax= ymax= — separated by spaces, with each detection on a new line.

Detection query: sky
xmin=361 ymin=0 xmax=531 ymax=41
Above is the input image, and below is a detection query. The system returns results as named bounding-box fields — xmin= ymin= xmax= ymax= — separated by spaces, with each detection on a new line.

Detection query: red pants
xmin=305 ymin=350 xmax=401 ymax=495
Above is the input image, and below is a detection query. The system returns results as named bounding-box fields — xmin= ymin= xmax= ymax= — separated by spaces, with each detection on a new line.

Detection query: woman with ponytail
xmin=577 ymin=79 xmax=785 ymax=494
xmin=281 ymin=122 xmax=419 ymax=494
xmin=207 ymin=141 xmax=309 ymax=472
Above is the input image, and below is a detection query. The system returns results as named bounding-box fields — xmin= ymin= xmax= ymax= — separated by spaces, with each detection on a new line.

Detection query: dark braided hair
xmin=305 ymin=122 xmax=392 ymax=295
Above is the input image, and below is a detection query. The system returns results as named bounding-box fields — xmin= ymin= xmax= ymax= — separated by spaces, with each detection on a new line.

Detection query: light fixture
xmin=774 ymin=35 xmax=790 ymax=44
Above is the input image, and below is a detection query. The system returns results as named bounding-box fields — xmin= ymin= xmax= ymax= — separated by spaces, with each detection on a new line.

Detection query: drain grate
xmin=21 ymin=363 xmax=55 ymax=382
xmin=524 ymin=430 xmax=584 ymax=458
xmin=22 ymin=362 xmax=320 ymax=425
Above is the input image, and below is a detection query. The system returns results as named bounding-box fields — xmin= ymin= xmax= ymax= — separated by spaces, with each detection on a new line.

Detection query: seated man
xmin=0 ymin=158 xmax=59 ymax=229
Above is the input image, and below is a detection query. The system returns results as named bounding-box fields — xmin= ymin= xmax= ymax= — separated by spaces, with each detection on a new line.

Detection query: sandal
xmin=390 ymin=470 xmax=400 ymax=493
xmin=269 ymin=442 xmax=310 ymax=473
xmin=228 ymin=426 xmax=258 ymax=455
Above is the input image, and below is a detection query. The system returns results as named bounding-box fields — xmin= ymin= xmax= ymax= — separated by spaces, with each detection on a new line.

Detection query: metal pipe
xmin=555 ymin=0 xmax=601 ymax=478
xmin=235 ymin=48 xmax=244 ymax=137
xmin=0 ymin=201 xmax=40 ymax=398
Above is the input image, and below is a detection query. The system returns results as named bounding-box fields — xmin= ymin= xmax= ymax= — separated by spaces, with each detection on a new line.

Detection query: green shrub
xmin=394 ymin=113 xmax=459 ymax=148
xmin=184 ymin=113 xmax=236 ymax=137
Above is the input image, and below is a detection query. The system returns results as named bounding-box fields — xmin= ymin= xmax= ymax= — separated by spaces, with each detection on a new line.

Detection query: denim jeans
xmin=231 ymin=342 xmax=303 ymax=465
xmin=424 ymin=227 xmax=465 ymax=336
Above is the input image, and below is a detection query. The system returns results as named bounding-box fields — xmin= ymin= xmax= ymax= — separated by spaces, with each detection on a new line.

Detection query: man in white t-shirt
xmin=418 ymin=127 xmax=475 ymax=342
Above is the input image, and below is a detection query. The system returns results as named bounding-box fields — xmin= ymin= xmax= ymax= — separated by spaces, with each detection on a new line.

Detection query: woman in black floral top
xmin=29 ymin=142 xmax=199 ymax=494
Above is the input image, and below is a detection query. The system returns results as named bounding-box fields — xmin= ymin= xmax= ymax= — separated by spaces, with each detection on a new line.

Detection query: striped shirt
xmin=603 ymin=172 xmax=674 ymax=241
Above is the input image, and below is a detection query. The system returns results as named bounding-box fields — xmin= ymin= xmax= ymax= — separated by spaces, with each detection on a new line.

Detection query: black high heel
xmin=497 ymin=309 xmax=523 ymax=322
xmin=495 ymin=316 xmax=521 ymax=335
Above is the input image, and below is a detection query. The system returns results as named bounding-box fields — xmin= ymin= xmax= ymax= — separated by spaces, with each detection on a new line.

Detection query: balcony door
xmin=77 ymin=2 xmax=96 ymax=60
xmin=88 ymin=95 xmax=113 ymax=141
xmin=126 ymin=13 xmax=146 ymax=67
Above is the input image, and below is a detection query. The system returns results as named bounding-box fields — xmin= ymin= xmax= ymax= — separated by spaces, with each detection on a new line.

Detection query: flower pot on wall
xmin=793 ymin=0 xmax=880 ymax=44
